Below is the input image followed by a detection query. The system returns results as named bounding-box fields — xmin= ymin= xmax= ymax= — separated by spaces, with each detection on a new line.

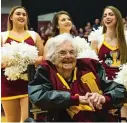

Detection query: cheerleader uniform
xmin=98 ymin=36 xmax=120 ymax=80
xmin=1 ymin=30 xmax=36 ymax=100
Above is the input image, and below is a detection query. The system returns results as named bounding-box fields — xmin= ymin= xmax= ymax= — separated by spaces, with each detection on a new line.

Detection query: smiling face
xmin=10 ymin=8 xmax=28 ymax=28
xmin=103 ymin=8 xmax=117 ymax=28
xmin=57 ymin=14 xmax=72 ymax=33
xmin=54 ymin=41 xmax=76 ymax=72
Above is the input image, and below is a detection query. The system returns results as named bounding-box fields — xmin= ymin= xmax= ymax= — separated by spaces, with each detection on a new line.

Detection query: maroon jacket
xmin=28 ymin=58 xmax=127 ymax=122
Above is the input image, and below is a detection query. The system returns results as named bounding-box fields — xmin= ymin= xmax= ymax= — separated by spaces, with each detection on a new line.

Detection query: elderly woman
xmin=28 ymin=34 xmax=127 ymax=122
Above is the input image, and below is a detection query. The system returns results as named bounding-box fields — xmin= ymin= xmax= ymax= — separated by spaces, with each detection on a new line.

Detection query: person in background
xmin=84 ymin=22 xmax=92 ymax=33
xmin=45 ymin=23 xmax=53 ymax=40
xmin=51 ymin=11 xmax=75 ymax=37
xmin=90 ymin=5 xmax=127 ymax=119
xmin=78 ymin=28 xmax=84 ymax=38
xmin=71 ymin=24 xmax=78 ymax=36
xmin=92 ymin=18 xmax=100 ymax=30
xmin=83 ymin=31 xmax=89 ymax=42
xmin=28 ymin=34 xmax=127 ymax=122
xmin=44 ymin=11 xmax=76 ymax=59
xmin=1 ymin=6 xmax=44 ymax=122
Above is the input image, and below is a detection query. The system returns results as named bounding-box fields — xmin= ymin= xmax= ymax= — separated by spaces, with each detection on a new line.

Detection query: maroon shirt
xmin=1 ymin=32 xmax=35 ymax=99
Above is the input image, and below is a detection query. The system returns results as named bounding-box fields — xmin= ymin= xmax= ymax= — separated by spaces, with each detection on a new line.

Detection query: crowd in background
xmin=1 ymin=5 xmax=127 ymax=122
xmin=38 ymin=16 xmax=127 ymax=44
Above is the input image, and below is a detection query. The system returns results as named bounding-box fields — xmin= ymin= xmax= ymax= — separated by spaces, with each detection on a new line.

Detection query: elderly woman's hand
xmin=79 ymin=95 xmax=95 ymax=111
xmin=85 ymin=92 xmax=106 ymax=110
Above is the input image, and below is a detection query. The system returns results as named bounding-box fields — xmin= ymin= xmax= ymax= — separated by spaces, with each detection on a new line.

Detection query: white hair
xmin=44 ymin=33 xmax=77 ymax=62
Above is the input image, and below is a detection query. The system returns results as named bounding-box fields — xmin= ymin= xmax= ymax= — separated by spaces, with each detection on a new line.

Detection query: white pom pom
xmin=73 ymin=36 xmax=99 ymax=60
xmin=114 ymin=64 xmax=127 ymax=88
xmin=88 ymin=26 xmax=103 ymax=43
xmin=1 ymin=41 xmax=38 ymax=80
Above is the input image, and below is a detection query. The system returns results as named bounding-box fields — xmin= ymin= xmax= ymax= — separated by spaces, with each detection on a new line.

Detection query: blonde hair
xmin=101 ymin=6 xmax=127 ymax=64
xmin=7 ymin=6 xmax=29 ymax=30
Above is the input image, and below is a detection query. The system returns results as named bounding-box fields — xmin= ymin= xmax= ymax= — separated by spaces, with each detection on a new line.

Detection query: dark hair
xmin=52 ymin=11 xmax=75 ymax=37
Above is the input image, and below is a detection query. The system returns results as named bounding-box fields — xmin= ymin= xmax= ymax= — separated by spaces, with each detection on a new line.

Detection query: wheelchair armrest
xmin=30 ymin=105 xmax=48 ymax=114
xmin=27 ymin=64 xmax=36 ymax=82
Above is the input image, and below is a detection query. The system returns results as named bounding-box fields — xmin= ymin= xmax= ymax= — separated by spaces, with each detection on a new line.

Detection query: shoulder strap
xmin=1 ymin=31 xmax=9 ymax=44
xmin=27 ymin=31 xmax=36 ymax=43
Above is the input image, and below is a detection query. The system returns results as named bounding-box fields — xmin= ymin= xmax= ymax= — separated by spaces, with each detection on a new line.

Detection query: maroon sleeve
xmin=70 ymin=95 xmax=79 ymax=106
xmin=102 ymin=95 xmax=113 ymax=109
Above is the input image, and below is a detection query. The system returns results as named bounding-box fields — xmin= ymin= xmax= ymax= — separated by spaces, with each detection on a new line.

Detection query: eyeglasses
xmin=57 ymin=50 xmax=76 ymax=57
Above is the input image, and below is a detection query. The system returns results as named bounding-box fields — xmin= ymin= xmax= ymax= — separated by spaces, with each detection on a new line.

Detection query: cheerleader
xmin=1 ymin=6 xmax=44 ymax=122
xmin=89 ymin=6 xmax=127 ymax=119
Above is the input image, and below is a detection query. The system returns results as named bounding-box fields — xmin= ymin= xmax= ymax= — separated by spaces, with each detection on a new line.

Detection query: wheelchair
xmin=24 ymin=65 xmax=127 ymax=122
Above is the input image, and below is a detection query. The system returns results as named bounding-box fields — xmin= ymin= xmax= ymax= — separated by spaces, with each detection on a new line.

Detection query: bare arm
xmin=35 ymin=32 xmax=44 ymax=65
xmin=90 ymin=40 xmax=98 ymax=54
